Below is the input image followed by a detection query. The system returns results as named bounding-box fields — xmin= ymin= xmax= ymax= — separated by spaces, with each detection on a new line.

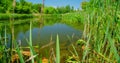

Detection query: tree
xmin=20 ymin=0 xmax=26 ymax=5
xmin=56 ymin=5 xmax=74 ymax=14
xmin=0 ymin=0 xmax=13 ymax=13
xmin=15 ymin=1 xmax=32 ymax=14
xmin=71 ymin=6 xmax=74 ymax=12
xmin=32 ymin=4 xmax=42 ymax=13
xmin=44 ymin=7 xmax=57 ymax=14
xmin=65 ymin=5 xmax=71 ymax=12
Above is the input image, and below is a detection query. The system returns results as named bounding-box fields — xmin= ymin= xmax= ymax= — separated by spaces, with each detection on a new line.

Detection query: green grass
xmin=61 ymin=12 xmax=84 ymax=24
xmin=35 ymin=12 xmax=84 ymax=24
xmin=80 ymin=0 xmax=120 ymax=63
xmin=29 ymin=21 xmax=35 ymax=63
xmin=0 ymin=14 xmax=33 ymax=20
xmin=14 ymin=41 xmax=25 ymax=63
xmin=56 ymin=34 xmax=60 ymax=63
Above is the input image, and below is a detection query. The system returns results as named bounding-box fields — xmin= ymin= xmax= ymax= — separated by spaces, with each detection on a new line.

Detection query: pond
xmin=0 ymin=19 xmax=83 ymax=47
xmin=0 ymin=18 xmax=83 ymax=62
xmin=16 ymin=23 xmax=83 ymax=47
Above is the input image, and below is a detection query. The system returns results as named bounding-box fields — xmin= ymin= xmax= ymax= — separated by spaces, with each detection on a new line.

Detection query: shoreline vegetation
xmin=0 ymin=14 xmax=33 ymax=20
xmin=0 ymin=0 xmax=120 ymax=63
xmin=0 ymin=12 xmax=83 ymax=24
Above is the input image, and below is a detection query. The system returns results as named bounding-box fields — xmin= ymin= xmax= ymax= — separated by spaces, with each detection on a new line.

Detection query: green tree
xmin=57 ymin=5 xmax=74 ymax=14
xmin=0 ymin=0 xmax=13 ymax=13
xmin=32 ymin=4 xmax=42 ymax=13
xmin=65 ymin=5 xmax=71 ymax=12
xmin=19 ymin=0 xmax=26 ymax=5
xmin=44 ymin=7 xmax=58 ymax=14
xmin=15 ymin=1 xmax=32 ymax=14
xmin=57 ymin=6 xmax=64 ymax=13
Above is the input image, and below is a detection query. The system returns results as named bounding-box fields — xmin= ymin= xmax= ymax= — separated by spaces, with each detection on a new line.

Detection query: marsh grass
xmin=80 ymin=0 xmax=120 ymax=63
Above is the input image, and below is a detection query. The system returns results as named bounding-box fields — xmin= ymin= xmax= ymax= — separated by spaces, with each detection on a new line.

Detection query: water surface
xmin=15 ymin=23 xmax=83 ymax=47
xmin=0 ymin=19 xmax=83 ymax=48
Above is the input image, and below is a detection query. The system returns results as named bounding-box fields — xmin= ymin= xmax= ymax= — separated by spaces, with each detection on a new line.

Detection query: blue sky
xmin=27 ymin=0 xmax=83 ymax=9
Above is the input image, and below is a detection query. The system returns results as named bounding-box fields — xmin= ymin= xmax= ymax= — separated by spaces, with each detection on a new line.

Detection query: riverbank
xmin=0 ymin=12 xmax=84 ymax=24
xmin=0 ymin=14 xmax=33 ymax=20
xmin=37 ymin=12 xmax=84 ymax=24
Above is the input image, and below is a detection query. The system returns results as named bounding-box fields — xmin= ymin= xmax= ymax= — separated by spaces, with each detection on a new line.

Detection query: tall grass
xmin=14 ymin=40 xmax=25 ymax=63
xmin=56 ymin=34 xmax=60 ymax=63
xmin=29 ymin=21 xmax=35 ymax=63
xmin=81 ymin=0 xmax=120 ymax=62
xmin=61 ymin=12 xmax=83 ymax=23
xmin=0 ymin=24 xmax=11 ymax=63
xmin=37 ymin=13 xmax=84 ymax=24
xmin=13 ymin=21 xmax=36 ymax=63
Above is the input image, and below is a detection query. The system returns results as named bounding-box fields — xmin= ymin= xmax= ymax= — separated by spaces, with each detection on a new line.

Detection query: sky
xmin=27 ymin=0 xmax=83 ymax=9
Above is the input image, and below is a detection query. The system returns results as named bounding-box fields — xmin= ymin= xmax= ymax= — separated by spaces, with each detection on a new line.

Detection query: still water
xmin=15 ymin=22 xmax=83 ymax=47
xmin=0 ymin=19 xmax=83 ymax=48
xmin=0 ymin=19 xmax=83 ymax=62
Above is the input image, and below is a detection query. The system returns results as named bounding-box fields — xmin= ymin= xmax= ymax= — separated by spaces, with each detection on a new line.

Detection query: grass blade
xmin=29 ymin=21 xmax=35 ymax=63
xmin=56 ymin=34 xmax=60 ymax=63
xmin=14 ymin=41 xmax=25 ymax=63
xmin=108 ymin=34 xmax=120 ymax=63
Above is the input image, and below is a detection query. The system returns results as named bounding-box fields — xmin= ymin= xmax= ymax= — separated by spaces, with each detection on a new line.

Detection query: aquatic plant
xmin=81 ymin=0 xmax=120 ymax=62
xmin=56 ymin=34 xmax=60 ymax=63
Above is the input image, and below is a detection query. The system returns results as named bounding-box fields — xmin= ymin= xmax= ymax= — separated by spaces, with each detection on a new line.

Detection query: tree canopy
xmin=0 ymin=0 xmax=76 ymax=14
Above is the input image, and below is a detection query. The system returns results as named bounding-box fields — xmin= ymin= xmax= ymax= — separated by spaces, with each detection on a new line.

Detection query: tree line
xmin=0 ymin=0 xmax=75 ymax=14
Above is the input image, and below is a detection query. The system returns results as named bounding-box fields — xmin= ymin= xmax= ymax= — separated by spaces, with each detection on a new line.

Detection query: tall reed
xmin=14 ymin=40 xmax=25 ymax=63
xmin=81 ymin=0 xmax=120 ymax=62
xmin=56 ymin=34 xmax=60 ymax=63
xmin=29 ymin=21 xmax=35 ymax=63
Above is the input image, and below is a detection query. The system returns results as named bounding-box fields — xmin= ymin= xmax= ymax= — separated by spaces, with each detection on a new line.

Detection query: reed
xmin=81 ymin=0 xmax=120 ymax=62
xmin=56 ymin=34 xmax=60 ymax=63
xmin=14 ymin=40 xmax=25 ymax=63
xmin=29 ymin=21 xmax=35 ymax=63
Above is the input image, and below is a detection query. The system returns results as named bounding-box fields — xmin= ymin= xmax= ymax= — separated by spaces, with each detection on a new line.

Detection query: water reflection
xmin=16 ymin=23 xmax=83 ymax=47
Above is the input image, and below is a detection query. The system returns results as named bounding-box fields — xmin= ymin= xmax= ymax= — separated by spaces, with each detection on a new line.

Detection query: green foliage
xmin=0 ymin=0 xmax=76 ymax=14
xmin=0 ymin=14 xmax=33 ymax=20
xmin=0 ymin=25 xmax=11 ymax=63
xmin=32 ymin=4 xmax=42 ymax=13
xmin=0 ymin=0 xmax=13 ymax=13
xmin=15 ymin=1 xmax=32 ymax=14
xmin=43 ymin=14 xmax=62 ymax=22
xmin=81 ymin=0 xmax=120 ymax=62
xmin=61 ymin=12 xmax=83 ymax=23
xmin=57 ymin=5 xmax=74 ymax=14
xmin=44 ymin=7 xmax=58 ymax=14
xmin=43 ymin=5 xmax=75 ymax=14
xmin=81 ymin=1 xmax=89 ymax=11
